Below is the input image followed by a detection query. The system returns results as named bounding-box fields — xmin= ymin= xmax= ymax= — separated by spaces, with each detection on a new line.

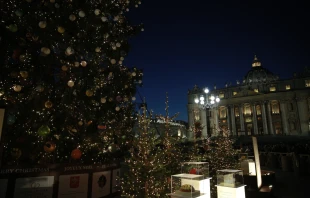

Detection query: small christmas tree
xmin=121 ymin=104 xmax=166 ymax=197
xmin=156 ymin=93 xmax=183 ymax=192
xmin=205 ymin=127 xmax=239 ymax=198
xmin=186 ymin=121 xmax=206 ymax=161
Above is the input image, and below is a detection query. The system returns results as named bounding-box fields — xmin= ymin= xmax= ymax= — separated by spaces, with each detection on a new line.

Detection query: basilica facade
xmin=187 ymin=56 xmax=310 ymax=138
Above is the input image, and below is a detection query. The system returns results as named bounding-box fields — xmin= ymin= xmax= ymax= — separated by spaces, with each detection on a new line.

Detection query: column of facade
xmin=296 ymin=97 xmax=309 ymax=135
xmin=213 ymin=107 xmax=219 ymax=136
xmin=266 ymin=101 xmax=274 ymax=135
xmin=226 ymin=106 xmax=231 ymax=134
xmin=230 ymin=105 xmax=237 ymax=136
xmin=261 ymin=101 xmax=268 ymax=135
xmin=280 ymin=100 xmax=289 ymax=135
xmin=200 ymin=108 xmax=207 ymax=138
xmin=187 ymin=104 xmax=195 ymax=129
xmin=239 ymin=104 xmax=245 ymax=134
xmin=252 ymin=103 xmax=258 ymax=135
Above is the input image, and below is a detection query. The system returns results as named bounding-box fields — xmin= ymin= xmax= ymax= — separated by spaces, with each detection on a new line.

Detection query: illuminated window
xmin=219 ymin=93 xmax=225 ymax=98
xmin=269 ymin=86 xmax=276 ymax=92
xmin=271 ymin=101 xmax=280 ymax=114
xmin=305 ymin=80 xmax=310 ymax=87
xmin=244 ymin=104 xmax=251 ymax=115
xmin=233 ymin=91 xmax=238 ymax=96
xmin=219 ymin=107 xmax=226 ymax=119
xmin=234 ymin=107 xmax=240 ymax=117
xmin=256 ymin=105 xmax=261 ymax=115
xmin=286 ymin=85 xmax=291 ymax=90
xmin=254 ymin=89 xmax=258 ymax=93
xmin=194 ymin=110 xmax=200 ymax=121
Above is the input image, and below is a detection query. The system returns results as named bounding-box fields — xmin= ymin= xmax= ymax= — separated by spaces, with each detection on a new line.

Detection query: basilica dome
xmin=243 ymin=56 xmax=279 ymax=84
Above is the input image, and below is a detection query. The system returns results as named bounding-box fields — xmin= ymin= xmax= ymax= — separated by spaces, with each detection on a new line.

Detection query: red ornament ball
xmin=71 ymin=148 xmax=82 ymax=160
xmin=189 ymin=168 xmax=197 ymax=174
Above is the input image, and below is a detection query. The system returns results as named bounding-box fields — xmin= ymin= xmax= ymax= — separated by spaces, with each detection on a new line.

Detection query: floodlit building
xmin=187 ymin=56 xmax=310 ymax=138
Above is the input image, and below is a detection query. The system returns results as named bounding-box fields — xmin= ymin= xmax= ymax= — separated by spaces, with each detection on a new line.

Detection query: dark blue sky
xmin=125 ymin=0 xmax=310 ymax=121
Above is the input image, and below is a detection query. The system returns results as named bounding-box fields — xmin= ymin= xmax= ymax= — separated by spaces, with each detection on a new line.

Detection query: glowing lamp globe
xmin=216 ymin=97 xmax=220 ymax=102
xmin=210 ymin=95 xmax=215 ymax=101
xmin=204 ymin=88 xmax=209 ymax=93
xmin=194 ymin=98 xmax=199 ymax=103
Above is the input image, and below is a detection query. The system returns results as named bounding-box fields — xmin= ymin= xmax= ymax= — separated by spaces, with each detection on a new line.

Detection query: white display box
xmin=169 ymin=174 xmax=211 ymax=198
xmin=181 ymin=162 xmax=209 ymax=178
xmin=217 ymin=169 xmax=244 ymax=188
xmin=240 ymin=160 xmax=256 ymax=176
xmin=216 ymin=185 xmax=246 ymax=198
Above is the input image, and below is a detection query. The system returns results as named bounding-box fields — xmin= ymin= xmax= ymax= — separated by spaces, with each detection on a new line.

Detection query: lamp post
xmin=194 ymin=88 xmax=220 ymax=109
xmin=194 ymin=87 xmax=220 ymax=137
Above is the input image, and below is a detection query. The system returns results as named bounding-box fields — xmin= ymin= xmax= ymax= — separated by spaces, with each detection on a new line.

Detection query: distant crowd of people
xmin=239 ymin=142 xmax=310 ymax=155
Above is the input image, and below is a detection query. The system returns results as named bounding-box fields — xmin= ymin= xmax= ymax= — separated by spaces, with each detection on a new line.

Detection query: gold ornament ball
xmin=132 ymin=97 xmax=136 ymax=101
xmin=13 ymin=85 xmax=22 ymax=92
xmin=45 ymin=100 xmax=53 ymax=108
xmin=110 ymin=59 xmax=116 ymax=64
xmin=67 ymin=80 xmax=74 ymax=87
xmin=61 ymin=65 xmax=68 ymax=71
xmin=78 ymin=11 xmax=85 ymax=17
xmin=66 ymin=47 xmax=73 ymax=55
xmin=44 ymin=141 xmax=56 ymax=153
xmin=80 ymin=61 xmax=87 ymax=67
xmin=100 ymin=97 xmax=106 ymax=103
xmin=115 ymin=106 xmax=120 ymax=111
xmin=120 ymin=57 xmax=124 ymax=61
xmin=20 ymin=71 xmax=28 ymax=78
xmin=69 ymin=14 xmax=76 ymax=21
xmin=94 ymin=9 xmax=100 ymax=15
xmin=86 ymin=90 xmax=93 ymax=97
xmin=78 ymin=121 xmax=83 ymax=126
xmin=41 ymin=47 xmax=50 ymax=55
xmin=36 ymin=85 xmax=44 ymax=92
xmin=132 ymin=72 xmax=136 ymax=76
xmin=74 ymin=62 xmax=79 ymax=67
xmin=38 ymin=21 xmax=47 ymax=28
xmin=116 ymin=42 xmax=121 ymax=47
xmin=95 ymin=47 xmax=101 ymax=52
xmin=101 ymin=16 xmax=107 ymax=22
xmin=57 ymin=26 xmax=65 ymax=33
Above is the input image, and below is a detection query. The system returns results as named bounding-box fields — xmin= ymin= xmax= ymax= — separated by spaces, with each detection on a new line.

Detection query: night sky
xmin=125 ymin=0 xmax=310 ymax=122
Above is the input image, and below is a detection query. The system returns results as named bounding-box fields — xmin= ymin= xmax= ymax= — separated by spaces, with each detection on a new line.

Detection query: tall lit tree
xmin=205 ymin=127 xmax=239 ymax=198
xmin=0 ymin=0 xmax=143 ymax=165
xmin=121 ymin=104 xmax=166 ymax=197
xmin=156 ymin=93 xmax=183 ymax=192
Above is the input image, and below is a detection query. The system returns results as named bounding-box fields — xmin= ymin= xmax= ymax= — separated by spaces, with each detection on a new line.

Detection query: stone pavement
xmin=258 ymin=168 xmax=308 ymax=198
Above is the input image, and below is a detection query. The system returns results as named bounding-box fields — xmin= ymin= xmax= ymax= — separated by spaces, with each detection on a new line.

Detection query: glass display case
xmin=217 ymin=169 xmax=244 ymax=188
xmin=181 ymin=162 xmax=209 ymax=178
xmin=170 ymin=174 xmax=209 ymax=198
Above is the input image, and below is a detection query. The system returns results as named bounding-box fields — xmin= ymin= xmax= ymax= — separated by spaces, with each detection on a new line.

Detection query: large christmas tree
xmin=0 ymin=0 xmax=143 ymax=165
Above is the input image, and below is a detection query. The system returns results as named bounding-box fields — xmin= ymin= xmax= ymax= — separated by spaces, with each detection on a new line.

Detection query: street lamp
xmin=194 ymin=87 xmax=220 ymax=109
